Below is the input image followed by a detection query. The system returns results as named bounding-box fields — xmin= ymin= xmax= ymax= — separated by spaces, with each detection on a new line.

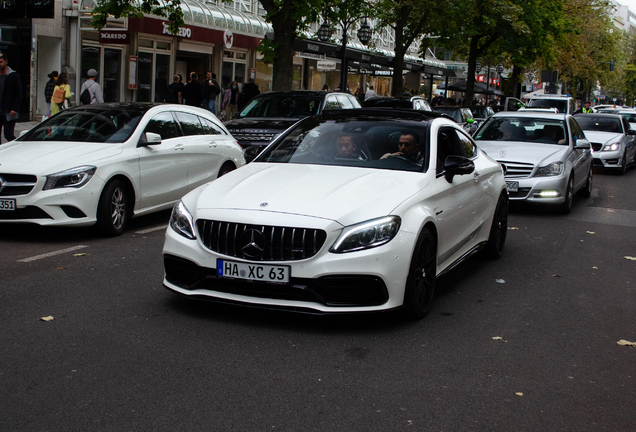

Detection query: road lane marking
xmin=18 ymin=245 xmax=88 ymax=263
xmin=136 ymin=225 xmax=168 ymax=234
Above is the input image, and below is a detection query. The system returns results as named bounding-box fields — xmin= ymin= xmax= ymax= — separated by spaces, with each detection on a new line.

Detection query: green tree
xmin=92 ymin=0 xmax=184 ymax=35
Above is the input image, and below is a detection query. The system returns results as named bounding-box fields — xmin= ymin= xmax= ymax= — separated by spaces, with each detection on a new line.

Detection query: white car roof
xmin=491 ymin=111 xmax=568 ymax=120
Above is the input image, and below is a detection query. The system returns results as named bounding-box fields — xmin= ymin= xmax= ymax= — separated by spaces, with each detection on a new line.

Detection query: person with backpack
xmin=50 ymin=72 xmax=72 ymax=116
xmin=166 ymin=74 xmax=182 ymax=104
xmin=79 ymin=68 xmax=103 ymax=105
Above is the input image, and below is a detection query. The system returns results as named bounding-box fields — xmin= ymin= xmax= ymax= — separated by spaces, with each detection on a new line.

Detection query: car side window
xmin=176 ymin=112 xmax=206 ymax=136
xmin=437 ymin=127 xmax=467 ymax=174
xmin=200 ymin=116 xmax=224 ymax=135
xmin=325 ymin=95 xmax=344 ymax=110
xmin=456 ymin=130 xmax=476 ymax=158
xmin=569 ymin=118 xmax=584 ymax=144
xmin=144 ymin=112 xmax=180 ymax=139
xmin=336 ymin=95 xmax=354 ymax=109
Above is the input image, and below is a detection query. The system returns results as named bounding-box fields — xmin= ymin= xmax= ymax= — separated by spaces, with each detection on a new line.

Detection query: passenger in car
xmin=381 ymin=132 xmax=423 ymax=165
xmin=537 ymin=125 xmax=566 ymax=144
xmin=335 ymin=134 xmax=368 ymax=160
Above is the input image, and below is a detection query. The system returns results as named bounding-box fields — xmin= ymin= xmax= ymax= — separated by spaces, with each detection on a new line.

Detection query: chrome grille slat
xmin=0 ymin=173 xmax=37 ymax=197
xmin=498 ymin=160 xmax=535 ymax=179
xmin=197 ymin=220 xmax=327 ymax=262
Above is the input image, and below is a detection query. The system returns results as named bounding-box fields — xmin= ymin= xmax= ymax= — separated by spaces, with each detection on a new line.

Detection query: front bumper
xmin=592 ymin=149 xmax=624 ymax=169
xmin=162 ymin=222 xmax=417 ymax=314
xmin=505 ymin=175 xmax=568 ymax=205
xmin=0 ymin=176 xmax=104 ymax=227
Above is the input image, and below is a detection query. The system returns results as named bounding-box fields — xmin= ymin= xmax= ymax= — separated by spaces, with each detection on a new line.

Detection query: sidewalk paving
xmin=0 ymin=120 xmax=41 ymax=144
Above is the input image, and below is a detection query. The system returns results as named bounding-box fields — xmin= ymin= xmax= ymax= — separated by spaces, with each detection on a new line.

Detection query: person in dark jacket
xmin=0 ymin=52 xmax=23 ymax=143
xmin=183 ymin=72 xmax=203 ymax=107
xmin=44 ymin=70 xmax=58 ymax=117
xmin=237 ymin=78 xmax=260 ymax=111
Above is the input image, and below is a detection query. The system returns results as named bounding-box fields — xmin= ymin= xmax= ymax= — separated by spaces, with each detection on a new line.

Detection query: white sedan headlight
xmin=330 ymin=216 xmax=401 ymax=253
xmin=43 ymin=165 xmax=96 ymax=190
xmin=534 ymin=161 xmax=564 ymax=177
xmin=170 ymin=201 xmax=196 ymax=240
xmin=602 ymin=142 xmax=620 ymax=151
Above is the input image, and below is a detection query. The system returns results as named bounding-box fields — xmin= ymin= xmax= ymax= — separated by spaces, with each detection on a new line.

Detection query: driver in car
xmin=381 ymin=133 xmax=424 ymax=165
xmin=336 ymin=134 xmax=367 ymax=160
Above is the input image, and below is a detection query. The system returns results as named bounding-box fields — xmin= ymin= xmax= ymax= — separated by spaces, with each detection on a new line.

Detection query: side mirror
xmin=627 ymin=129 xmax=636 ymax=136
xmin=575 ymin=139 xmax=591 ymax=150
xmin=444 ymin=155 xmax=475 ymax=183
xmin=143 ymin=132 xmax=162 ymax=145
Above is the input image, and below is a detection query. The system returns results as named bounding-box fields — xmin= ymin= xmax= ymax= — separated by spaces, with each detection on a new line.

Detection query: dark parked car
xmin=224 ymin=90 xmax=361 ymax=161
xmin=433 ymin=106 xmax=479 ymax=135
xmin=463 ymin=105 xmax=495 ymax=123
xmin=362 ymin=96 xmax=432 ymax=111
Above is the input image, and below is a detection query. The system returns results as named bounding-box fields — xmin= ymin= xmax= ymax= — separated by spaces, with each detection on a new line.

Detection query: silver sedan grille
xmin=498 ymin=161 xmax=534 ymax=178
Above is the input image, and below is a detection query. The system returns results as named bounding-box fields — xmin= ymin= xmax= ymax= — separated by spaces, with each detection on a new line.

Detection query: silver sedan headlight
xmin=170 ymin=201 xmax=196 ymax=240
xmin=534 ymin=161 xmax=564 ymax=177
xmin=330 ymin=216 xmax=401 ymax=253
xmin=602 ymin=142 xmax=620 ymax=151
xmin=43 ymin=165 xmax=96 ymax=190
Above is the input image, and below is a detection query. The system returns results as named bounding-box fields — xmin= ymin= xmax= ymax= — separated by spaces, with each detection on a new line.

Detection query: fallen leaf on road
xmin=617 ymin=340 xmax=636 ymax=346
xmin=492 ymin=337 xmax=503 ymax=340
xmin=508 ymin=227 xmax=519 ymax=230
xmin=552 ymin=274 xmax=561 ymax=277
xmin=40 ymin=316 xmax=54 ymax=321
xmin=593 ymin=266 xmax=598 ymax=269
xmin=496 ymin=279 xmax=505 ymax=284
xmin=586 ymin=231 xmax=595 ymax=234
xmin=57 ymin=267 xmax=65 ymax=270
xmin=624 ymin=256 xmax=636 ymax=261
xmin=516 ymin=392 xmax=523 ymax=396
xmin=607 ymin=209 xmax=614 ymax=213
xmin=73 ymin=253 xmax=86 ymax=257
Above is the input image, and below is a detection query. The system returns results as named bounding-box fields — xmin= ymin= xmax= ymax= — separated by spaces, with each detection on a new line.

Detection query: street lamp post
xmin=318 ymin=16 xmax=372 ymax=92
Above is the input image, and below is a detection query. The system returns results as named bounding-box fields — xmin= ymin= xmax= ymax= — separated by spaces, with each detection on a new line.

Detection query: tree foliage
xmin=92 ymin=0 xmax=184 ymax=35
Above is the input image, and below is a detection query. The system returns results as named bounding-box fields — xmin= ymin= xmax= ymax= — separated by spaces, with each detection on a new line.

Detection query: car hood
xmin=581 ymin=131 xmax=623 ymax=144
xmin=190 ymin=163 xmax=427 ymax=226
xmin=224 ymin=118 xmax=300 ymax=131
xmin=0 ymin=141 xmax=123 ymax=173
xmin=476 ymin=140 xmax=567 ymax=164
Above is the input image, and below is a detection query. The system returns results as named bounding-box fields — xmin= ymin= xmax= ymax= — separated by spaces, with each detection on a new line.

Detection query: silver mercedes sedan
xmin=474 ymin=111 xmax=593 ymax=214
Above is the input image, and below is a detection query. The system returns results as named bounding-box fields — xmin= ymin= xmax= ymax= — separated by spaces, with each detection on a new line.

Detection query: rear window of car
xmin=21 ymin=109 xmax=143 ymax=143
xmin=527 ymin=98 xmax=568 ymax=113
xmin=238 ymin=95 xmax=322 ymax=118
xmin=256 ymin=117 xmax=429 ymax=173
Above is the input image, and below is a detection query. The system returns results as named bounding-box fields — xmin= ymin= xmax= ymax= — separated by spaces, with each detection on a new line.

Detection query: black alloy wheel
xmin=559 ymin=175 xmax=574 ymax=214
xmin=485 ymin=193 xmax=508 ymax=258
xmin=402 ymin=228 xmax=437 ymax=320
xmin=218 ymin=162 xmax=236 ymax=178
xmin=96 ymin=179 xmax=128 ymax=236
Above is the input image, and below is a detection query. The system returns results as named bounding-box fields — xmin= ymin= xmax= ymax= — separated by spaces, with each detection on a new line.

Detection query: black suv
xmin=224 ymin=90 xmax=361 ymax=161
xmin=362 ymin=96 xmax=432 ymax=111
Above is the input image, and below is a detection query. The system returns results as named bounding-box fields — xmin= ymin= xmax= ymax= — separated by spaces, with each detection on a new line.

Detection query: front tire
xmin=577 ymin=167 xmax=593 ymax=198
xmin=559 ymin=175 xmax=574 ymax=214
xmin=96 ymin=179 xmax=128 ymax=237
xmin=485 ymin=193 xmax=508 ymax=258
xmin=619 ymin=153 xmax=627 ymax=175
xmin=402 ymin=228 xmax=437 ymax=320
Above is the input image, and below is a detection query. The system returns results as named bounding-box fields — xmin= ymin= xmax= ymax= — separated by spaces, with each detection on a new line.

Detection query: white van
xmin=525 ymin=94 xmax=576 ymax=114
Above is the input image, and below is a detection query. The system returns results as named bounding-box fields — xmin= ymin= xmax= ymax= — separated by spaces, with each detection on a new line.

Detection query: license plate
xmin=217 ymin=259 xmax=290 ymax=283
xmin=506 ymin=181 xmax=519 ymax=192
xmin=0 ymin=198 xmax=16 ymax=211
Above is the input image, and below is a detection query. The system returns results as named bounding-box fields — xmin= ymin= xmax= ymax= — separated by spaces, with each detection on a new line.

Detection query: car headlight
xmin=534 ymin=161 xmax=564 ymax=177
xmin=170 ymin=201 xmax=196 ymax=240
xmin=602 ymin=142 xmax=620 ymax=151
xmin=330 ymin=216 xmax=401 ymax=253
xmin=43 ymin=165 xmax=96 ymax=190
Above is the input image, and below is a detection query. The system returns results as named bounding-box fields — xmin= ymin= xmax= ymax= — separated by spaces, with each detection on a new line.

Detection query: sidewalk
xmin=0 ymin=120 xmax=41 ymax=144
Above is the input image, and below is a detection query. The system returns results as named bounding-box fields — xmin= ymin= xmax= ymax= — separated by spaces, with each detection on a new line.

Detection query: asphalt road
xmin=1 ymin=167 xmax=635 ymax=431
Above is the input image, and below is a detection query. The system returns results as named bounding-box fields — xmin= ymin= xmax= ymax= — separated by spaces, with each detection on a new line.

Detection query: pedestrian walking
xmin=203 ymin=71 xmax=221 ymax=114
xmin=237 ymin=78 xmax=260 ymax=111
xmin=44 ymin=70 xmax=58 ymax=117
xmin=364 ymin=85 xmax=376 ymax=100
xmin=0 ymin=51 xmax=23 ymax=143
xmin=79 ymin=68 xmax=104 ymax=105
xmin=50 ymin=72 xmax=72 ymax=116
xmin=183 ymin=72 xmax=203 ymax=107
xmin=222 ymin=80 xmax=240 ymax=119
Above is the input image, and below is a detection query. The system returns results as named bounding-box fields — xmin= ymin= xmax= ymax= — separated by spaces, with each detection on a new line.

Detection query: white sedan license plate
xmin=217 ymin=259 xmax=290 ymax=283
xmin=506 ymin=181 xmax=519 ymax=192
xmin=0 ymin=198 xmax=16 ymax=211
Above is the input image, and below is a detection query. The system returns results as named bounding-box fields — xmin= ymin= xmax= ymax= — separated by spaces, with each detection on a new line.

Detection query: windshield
xmin=238 ymin=95 xmax=322 ymax=118
xmin=21 ymin=109 xmax=143 ymax=143
xmin=364 ymin=99 xmax=412 ymax=109
xmin=474 ymin=117 xmax=568 ymax=145
xmin=575 ymin=116 xmax=623 ymax=133
xmin=434 ymin=107 xmax=463 ymax=122
xmin=527 ymin=99 xmax=568 ymax=113
xmin=255 ymin=117 xmax=429 ymax=172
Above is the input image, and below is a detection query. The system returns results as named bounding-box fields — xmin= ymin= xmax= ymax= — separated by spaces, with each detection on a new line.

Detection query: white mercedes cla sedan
xmin=163 ymin=109 xmax=508 ymax=319
xmin=0 ymin=103 xmax=245 ymax=235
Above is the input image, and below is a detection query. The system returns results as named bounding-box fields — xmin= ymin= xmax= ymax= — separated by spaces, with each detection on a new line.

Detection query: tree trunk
xmin=465 ymin=36 xmax=479 ymax=105
xmin=270 ymin=17 xmax=296 ymax=91
xmin=391 ymin=21 xmax=406 ymax=97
